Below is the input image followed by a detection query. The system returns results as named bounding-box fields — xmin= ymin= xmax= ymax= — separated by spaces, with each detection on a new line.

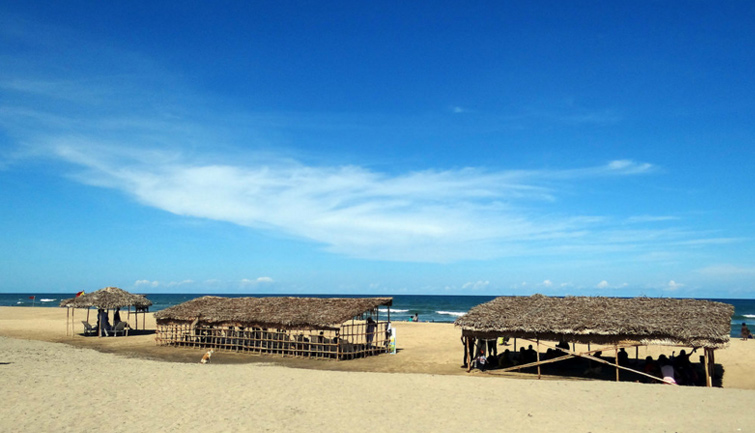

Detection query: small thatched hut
xmin=154 ymin=296 xmax=393 ymax=360
xmin=455 ymin=294 xmax=734 ymax=386
xmin=60 ymin=286 xmax=153 ymax=336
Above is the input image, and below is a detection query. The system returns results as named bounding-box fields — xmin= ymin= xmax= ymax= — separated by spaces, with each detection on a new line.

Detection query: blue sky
xmin=1 ymin=2 xmax=754 ymax=298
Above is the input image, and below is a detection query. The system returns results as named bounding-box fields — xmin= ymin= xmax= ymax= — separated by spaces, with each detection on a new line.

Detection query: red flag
xmin=75 ymin=291 xmax=84 ymax=297
xmin=28 ymin=296 xmax=35 ymax=300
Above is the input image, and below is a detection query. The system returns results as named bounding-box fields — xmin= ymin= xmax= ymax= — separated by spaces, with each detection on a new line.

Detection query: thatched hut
xmin=60 ymin=286 xmax=153 ymax=337
xmin=154 ymin=296 xmax=393 ymax=360
xmin=455 ymin=294 xmax=734 ymax=386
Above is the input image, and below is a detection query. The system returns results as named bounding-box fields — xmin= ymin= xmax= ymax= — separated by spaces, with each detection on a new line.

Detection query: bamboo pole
xmin=494 ymin=350 xmax=669 ymax=384
xmin=466 ymin=337 xmax=472 ymax=373
xmin=497 ymin=354 xmax=573 ymax=373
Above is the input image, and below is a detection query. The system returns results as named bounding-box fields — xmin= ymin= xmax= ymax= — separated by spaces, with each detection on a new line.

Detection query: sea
xmin=3 ymin=293 xmax=754 ymax=338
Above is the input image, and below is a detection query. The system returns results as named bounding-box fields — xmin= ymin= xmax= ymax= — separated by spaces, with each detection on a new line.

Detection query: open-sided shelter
xmin=455 ymin=294 xmax=734 ymax=386
xmin=60 ymin=286 xmax=152 ymax=336
xmin=154 ymin=296 xmax=393 ymax=360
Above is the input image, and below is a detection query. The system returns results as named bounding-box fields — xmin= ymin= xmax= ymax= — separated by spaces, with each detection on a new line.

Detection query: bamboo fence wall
xmin=155 ymin=320 xmax=390 ymax=360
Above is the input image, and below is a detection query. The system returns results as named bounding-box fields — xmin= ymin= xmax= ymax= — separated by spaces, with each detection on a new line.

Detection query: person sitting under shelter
xmin=498 ymin=349 xmax=513 ymax=367
xmin=476 ymin=338 xmax=488 ymax=358
xmin=525 ymin=345 xmax=538 ymax=364
xmin=659 ymin=355 xmax=676 ymax=385
xmin=617 ymin=348 xmax=629 ymax=366
xmin=643 ymin=356 xmax=661 ymax=382
xmin=673 ymin=349 xmax=698 ymax=385
xmin=584 ymin=351 xmax=603 ymax=376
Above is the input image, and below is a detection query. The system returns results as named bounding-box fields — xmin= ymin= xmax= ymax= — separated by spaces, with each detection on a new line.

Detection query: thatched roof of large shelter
xmin=59 ymin=286 xmax=152 ymax=310
xmin=154 ymin=296 xmax=393 ymax=330
xmin=454 ymin=294 xmax=734 ymax=349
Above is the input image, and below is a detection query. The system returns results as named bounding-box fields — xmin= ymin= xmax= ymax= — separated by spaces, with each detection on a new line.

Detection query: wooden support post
xmin=466 ymin=336 xmax=471 ymax=373
xmin=706 ymin=348 xmax=716 ymax=388
xmin=704 ymin=348 xmax=711 ymax=387
xmin=614 ymin=345 xmax=619 ymax=382
xmin=536 ymin=338 xmax=541 ymax=379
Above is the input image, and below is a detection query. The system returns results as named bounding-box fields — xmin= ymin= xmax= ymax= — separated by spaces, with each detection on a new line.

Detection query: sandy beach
xmin=1 ymin=306 xmax=754 ymax=432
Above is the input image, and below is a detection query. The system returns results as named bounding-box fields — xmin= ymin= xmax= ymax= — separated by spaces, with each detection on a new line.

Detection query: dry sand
xmin=1 ymin=306 xmax=753 ymax=432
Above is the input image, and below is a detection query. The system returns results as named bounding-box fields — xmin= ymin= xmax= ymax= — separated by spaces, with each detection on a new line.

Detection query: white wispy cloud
xmin=37 ymin=141 xmax=664 ymax=262
xmin=595 ymin=280 xmax=628 ymax=290
xmin=167 ymin=280 xmax=194 ymax=287
xmin=625 ymin=215 xmax=680 ymax=224
xmin=462 ymin=281 xmax=490 ymax=290
xmin=240 ymin=277 xmax=274 ymax=286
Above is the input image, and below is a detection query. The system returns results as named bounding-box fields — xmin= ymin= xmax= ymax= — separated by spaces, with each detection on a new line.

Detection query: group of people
xmin=461 ymin=336 xmax=709 ymax=386
xmin=642 ymin=349 xmax=700 ymax=385
xmin=96 ymin=307 xmax=126 ymax=336
xmin=461 ymin=336 xmax=532 ymax=371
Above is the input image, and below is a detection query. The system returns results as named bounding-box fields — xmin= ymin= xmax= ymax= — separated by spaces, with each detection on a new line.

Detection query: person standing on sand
xmin=365 ymin=317 xmax=376 ymax=345
xmin=97 ymin=309 xmax=112 ymax=336
xmin=742 ymin=323 xmax=752 ymax=340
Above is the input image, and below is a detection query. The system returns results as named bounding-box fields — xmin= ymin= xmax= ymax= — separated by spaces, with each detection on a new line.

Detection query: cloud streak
xmin=33 ymin=139 xmax=670 ymax=262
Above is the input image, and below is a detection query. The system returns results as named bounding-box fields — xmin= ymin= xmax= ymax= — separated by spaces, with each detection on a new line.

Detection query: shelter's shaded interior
xmin=155 ymin=296 xmax=393 ymax=360
xmin=456 ymin=295 xmax=734 ymax=386
xmin=464 ymin=337 xmax=724 ymax=387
